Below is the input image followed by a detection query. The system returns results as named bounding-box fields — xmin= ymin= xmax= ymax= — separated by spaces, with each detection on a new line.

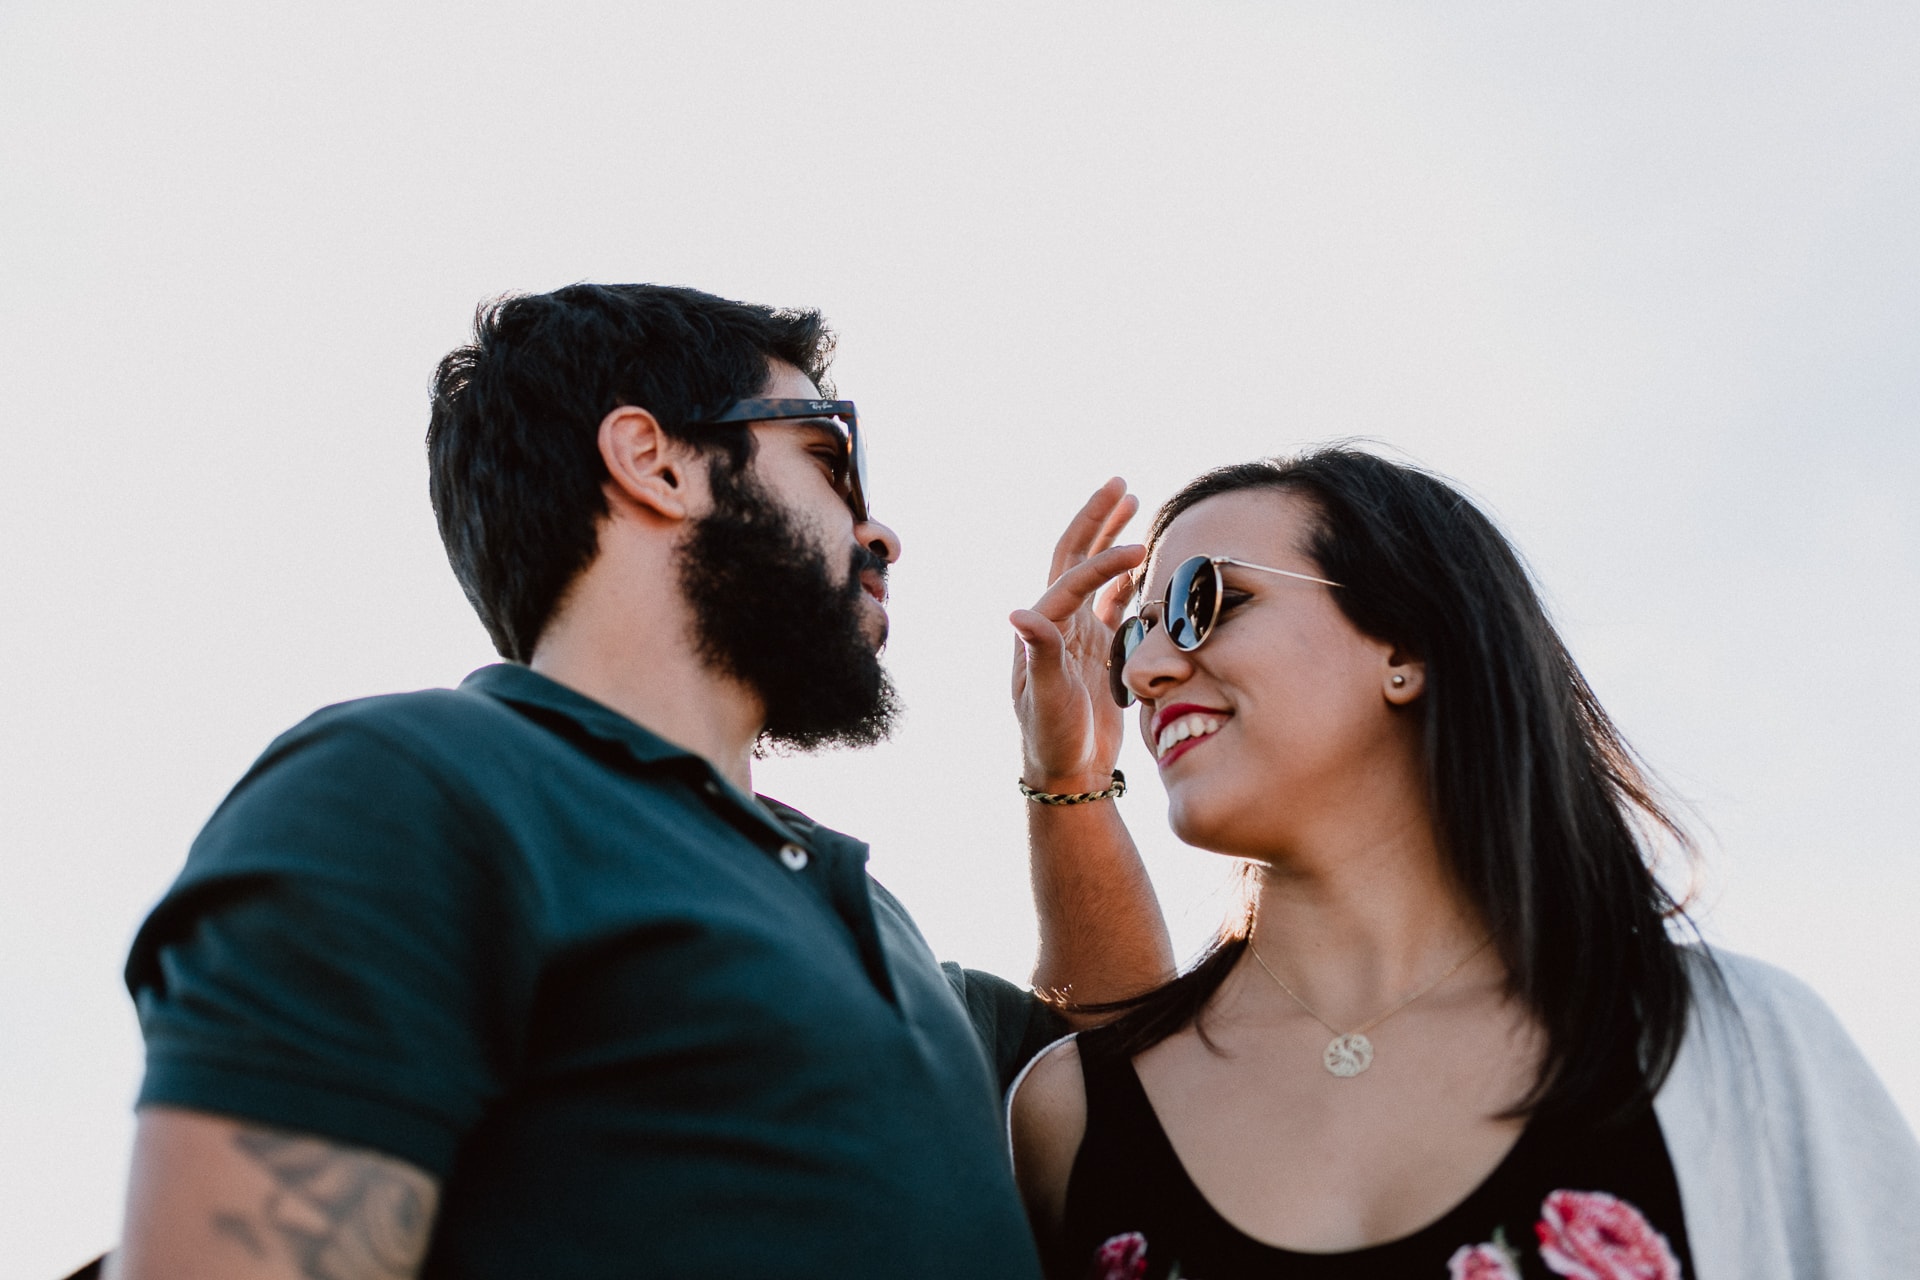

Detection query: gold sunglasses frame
xmin=1108 ymin=555 xmax=1343 ymax=707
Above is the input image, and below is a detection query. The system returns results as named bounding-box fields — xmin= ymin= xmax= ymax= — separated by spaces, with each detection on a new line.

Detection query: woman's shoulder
xmin=1009 ymin=1033 xmax=1086 ymax=1160
xmin=1676 ymin=945 xmax=1871 ymax=1066
xmin=1010 ymin=1031 xmax=1085 ymax=1113
xmin=1682 ymin=944 xmax=1821 ymax=1007
xmin=1008 ymin=1033 xmax=1087 ymax=1238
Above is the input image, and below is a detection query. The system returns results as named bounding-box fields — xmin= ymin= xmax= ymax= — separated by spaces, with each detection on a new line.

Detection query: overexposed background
xmin=4 ymin=3 xmax=1917 ymax=1273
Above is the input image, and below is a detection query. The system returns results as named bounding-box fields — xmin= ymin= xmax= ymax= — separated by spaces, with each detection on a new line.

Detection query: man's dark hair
xmin=427 ymin=283 xmax=836 ymax=661
xmin=1090 ymin=445 xmax=1700 ymax=1124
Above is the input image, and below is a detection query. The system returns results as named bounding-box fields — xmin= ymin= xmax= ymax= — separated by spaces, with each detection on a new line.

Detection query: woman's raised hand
xmin=1010 ymin=478 xmax=1147 ymax=791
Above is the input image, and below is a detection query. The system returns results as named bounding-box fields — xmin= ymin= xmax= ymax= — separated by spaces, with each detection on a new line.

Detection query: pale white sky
xmin=4 ymin=3 xmax=1918 ymax=1274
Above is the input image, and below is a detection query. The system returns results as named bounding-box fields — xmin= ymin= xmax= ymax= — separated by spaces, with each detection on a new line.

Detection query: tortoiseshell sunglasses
xmin=689 ymin=398 xmax=869 ymax=522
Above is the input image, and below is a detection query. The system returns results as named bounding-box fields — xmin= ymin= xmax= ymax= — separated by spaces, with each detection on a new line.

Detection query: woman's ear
xmin=598 ymin=406 xmax=697 ymax=520
xmin=1384 ymin=648 xmax=1426 ymax=705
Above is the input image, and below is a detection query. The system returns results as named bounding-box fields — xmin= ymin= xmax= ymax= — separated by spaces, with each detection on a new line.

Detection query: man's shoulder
xmin=187 ymin=683 xmax=550 ymax=864
xmin=293 ymin=682 xmax=524 ymax=743
xmin=255 ymin=682 xmax=545 ymax=781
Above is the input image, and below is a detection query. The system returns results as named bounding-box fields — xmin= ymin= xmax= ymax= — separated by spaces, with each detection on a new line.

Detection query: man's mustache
xmin=850 ymin=543 xmax=890 ymax=583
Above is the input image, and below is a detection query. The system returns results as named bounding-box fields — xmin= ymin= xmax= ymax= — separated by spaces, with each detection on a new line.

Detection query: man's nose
xmin=858 ymin=516 xmax=902 ymax=565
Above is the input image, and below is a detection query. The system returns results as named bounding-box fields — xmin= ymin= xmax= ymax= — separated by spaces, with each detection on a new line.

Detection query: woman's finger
xmin=1047 ymin=478 xmax=1130 ymax=584
xmin=1031 ymin=543 xmax=1146 ymax=623
xmin=1086 ymin=491 xmax=1139 ymax=558
xmin=1092 ymin=569 xmax=1138 ymax=629
xmin=1010 ymin=608 xmax=1072 ymax=681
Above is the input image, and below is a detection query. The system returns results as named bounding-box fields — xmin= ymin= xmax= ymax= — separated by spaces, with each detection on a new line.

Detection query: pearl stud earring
xmin=1391 ymin=675 xmax=1407 ymax=687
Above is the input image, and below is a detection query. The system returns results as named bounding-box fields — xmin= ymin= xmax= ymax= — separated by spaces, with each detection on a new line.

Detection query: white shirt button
xmin=778 ymin=843 xmax=810 ymax=871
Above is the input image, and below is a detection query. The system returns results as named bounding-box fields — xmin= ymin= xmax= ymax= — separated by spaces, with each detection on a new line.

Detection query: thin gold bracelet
xmin=1017 ymin=770 xmax=1126 ymax=805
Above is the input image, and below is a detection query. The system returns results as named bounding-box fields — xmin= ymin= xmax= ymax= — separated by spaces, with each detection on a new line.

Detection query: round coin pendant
xmin=1323 ymin=1033 xmax=1374 ymax=1077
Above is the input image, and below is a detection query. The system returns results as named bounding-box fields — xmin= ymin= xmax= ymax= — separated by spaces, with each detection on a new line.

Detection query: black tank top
xmin=1056 ymin=1023 xmax=1695 ymax=1280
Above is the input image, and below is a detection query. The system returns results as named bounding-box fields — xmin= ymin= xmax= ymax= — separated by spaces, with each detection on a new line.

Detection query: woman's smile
xmin=1151 ymin=702 xmax=1232 ymax=766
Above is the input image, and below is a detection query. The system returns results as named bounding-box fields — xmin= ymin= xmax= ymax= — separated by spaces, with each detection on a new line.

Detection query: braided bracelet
xmin=1017 ymin=770 xmax=1126 ymax=806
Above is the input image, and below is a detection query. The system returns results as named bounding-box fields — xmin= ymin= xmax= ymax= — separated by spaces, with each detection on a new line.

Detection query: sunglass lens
xmin=1168 ymin=556 xmax=1215 ymax=651
xmin=1108 ymin=617 xmax=1144 ymax=707
xmin=848 ymin=420 xmax=869 ymax=520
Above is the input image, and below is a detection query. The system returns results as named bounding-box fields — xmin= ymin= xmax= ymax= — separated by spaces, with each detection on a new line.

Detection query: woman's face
xmin=1125 ymin=489 xmax=1423 ymax=860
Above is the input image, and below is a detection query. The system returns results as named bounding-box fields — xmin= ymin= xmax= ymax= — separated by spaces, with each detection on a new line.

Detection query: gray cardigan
xmin=1657 ymin=948 xmax=1920 ymax=1278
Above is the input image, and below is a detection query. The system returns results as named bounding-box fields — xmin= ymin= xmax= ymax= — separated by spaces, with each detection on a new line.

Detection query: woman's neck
xmin=1240 ymin=817 xmax=1493 ymax=1024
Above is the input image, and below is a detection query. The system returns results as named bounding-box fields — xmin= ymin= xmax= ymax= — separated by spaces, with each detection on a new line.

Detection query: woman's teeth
xmin=1156 ymin=712 xmax=1226 ymax=759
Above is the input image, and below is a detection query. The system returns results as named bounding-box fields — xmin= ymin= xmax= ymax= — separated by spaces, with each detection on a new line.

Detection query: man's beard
xmin=678 ymin=461 xmax=901 ymax=754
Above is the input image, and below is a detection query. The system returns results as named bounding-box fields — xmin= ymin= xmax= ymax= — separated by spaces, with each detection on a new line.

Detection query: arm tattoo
xmin=216 ymin=1128 xmax=435 ymax=1280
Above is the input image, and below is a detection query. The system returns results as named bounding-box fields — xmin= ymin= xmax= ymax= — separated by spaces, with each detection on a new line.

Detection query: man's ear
xmin=598 ymin=406 xmax=700 ymax=521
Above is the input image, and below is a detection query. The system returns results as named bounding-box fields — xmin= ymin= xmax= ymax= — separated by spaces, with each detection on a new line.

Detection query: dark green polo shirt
xmin=127 ymin=664 xmax=1063 ymax=1279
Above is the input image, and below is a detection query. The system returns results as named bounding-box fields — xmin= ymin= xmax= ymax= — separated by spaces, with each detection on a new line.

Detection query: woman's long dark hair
xmin=1094 ymin=446 xmax=1697 ymax=1122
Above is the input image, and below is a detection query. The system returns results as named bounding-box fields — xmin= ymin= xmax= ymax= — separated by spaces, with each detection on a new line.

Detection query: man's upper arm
xmin=118 ymin=704 xmax=533 ymax=1272
xmin=940 ymin=962 xmax=1070 ymax=1095
xmin=126 ymin=708 xmax=534 ymax=1175
xmin=109 ymin=1107 xmax=439 ymax=1280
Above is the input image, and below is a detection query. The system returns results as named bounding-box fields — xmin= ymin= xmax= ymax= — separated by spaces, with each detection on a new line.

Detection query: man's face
xmin=677 ymin=364 xmax=905 ymax=753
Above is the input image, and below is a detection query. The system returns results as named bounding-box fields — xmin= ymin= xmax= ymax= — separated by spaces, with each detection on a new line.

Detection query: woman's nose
xmin=1123 ymin=621 xmax=1193 ymax=705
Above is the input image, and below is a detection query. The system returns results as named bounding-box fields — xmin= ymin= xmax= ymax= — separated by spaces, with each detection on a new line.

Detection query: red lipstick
xmin=1151 ymin=702 xmax=1229 ymax=738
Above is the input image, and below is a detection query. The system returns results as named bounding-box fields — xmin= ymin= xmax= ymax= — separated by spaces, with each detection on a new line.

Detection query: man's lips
xmin=1151 ymin=702 xmax=1231 ymax=765
xmin=855 ymin=568 xmax=891 ymax=648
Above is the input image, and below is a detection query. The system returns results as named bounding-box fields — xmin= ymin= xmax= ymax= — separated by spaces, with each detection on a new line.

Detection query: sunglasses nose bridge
xmin=1108 ymin=601 xmax=1198 ymax=708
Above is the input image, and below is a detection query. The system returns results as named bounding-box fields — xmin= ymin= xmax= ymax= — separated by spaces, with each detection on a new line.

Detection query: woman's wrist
xmin=1018 ymin=760 xmax=1116 ymax=795
xmin=1018 ymin=772 xmax=1125 ymax=806
xmin=1019 ymin=766 xmax=1123 ymax=798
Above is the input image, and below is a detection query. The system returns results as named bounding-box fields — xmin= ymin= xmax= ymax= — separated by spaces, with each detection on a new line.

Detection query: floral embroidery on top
xmin=1086 ymin=1232 xmax=1201 ymax=1280
xmin=1090 ymin=1232 xmax=1149 ymax=1280
xmin=1095 ymin=1191 xmax=1676 ymax=1280
xmin=1535 ymin=1189 xmax=1682 ymax=1280
xmin=1448 ymin=1237 xmax=1523 ymax=1280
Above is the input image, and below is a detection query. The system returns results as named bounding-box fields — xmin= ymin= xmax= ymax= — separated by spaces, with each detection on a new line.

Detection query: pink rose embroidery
xmin=1090 ymin=1231 xmax=1149 ymax=1280
xmin=1536 ymin=1189 xmax=1681 ymax=1280
xmin=1449 ymin=1240 xmax=1523 ymax=1280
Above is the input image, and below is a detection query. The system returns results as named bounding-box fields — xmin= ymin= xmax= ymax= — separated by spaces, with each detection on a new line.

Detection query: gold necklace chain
xmin=1247 ymin=934 xmax=1492 ymax=1078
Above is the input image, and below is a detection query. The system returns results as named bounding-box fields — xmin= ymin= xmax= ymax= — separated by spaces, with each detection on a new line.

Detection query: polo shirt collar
xmin=463 ymin=663 xmax=695 ymax=766
xmin=459 ymin=664 xmax=837 ymax=853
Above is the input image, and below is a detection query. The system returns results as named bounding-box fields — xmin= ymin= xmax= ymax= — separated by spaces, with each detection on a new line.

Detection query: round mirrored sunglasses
xmin=1106 ymin=554 xmax=1343 ymax=707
